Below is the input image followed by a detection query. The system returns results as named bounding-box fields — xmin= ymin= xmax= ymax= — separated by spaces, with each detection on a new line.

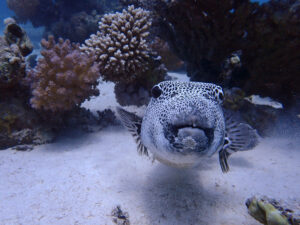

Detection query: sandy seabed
xmin=1 ymin=73 xmax=299 ymax=225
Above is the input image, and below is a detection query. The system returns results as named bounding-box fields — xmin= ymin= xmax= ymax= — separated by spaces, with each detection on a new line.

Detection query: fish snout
xmin=176 ymin=127 xmax=211 ymax=151
xmin=167 ymin=112 xmax=215 ymax=154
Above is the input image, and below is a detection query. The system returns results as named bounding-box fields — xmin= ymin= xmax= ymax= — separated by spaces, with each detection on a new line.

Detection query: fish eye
xmin=219 ymin=92 xmax=224 ymax=101
xmin=151 ymin=85 xmax=162 ymax=98
xmin=214 ymin=88 xmax=224 ymax=103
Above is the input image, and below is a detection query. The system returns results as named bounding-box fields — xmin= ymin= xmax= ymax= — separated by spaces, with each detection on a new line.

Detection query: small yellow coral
xmin=247 ymin=197 xmax=290 ymax=225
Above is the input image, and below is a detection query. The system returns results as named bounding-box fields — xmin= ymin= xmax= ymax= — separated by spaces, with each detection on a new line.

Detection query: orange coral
xmin=28 ymin=36 xmax=100 ymax=112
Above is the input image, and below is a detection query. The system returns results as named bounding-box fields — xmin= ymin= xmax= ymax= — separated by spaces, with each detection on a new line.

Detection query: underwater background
xmin=0 ymin=0 xmax=299 ymax=224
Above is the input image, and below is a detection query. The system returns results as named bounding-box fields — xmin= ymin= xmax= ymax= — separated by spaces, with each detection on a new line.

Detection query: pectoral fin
xmin=116 ymin=107 xmax=148 ymax=156
xmin=219 ymin=113 xmax=260 ymax=173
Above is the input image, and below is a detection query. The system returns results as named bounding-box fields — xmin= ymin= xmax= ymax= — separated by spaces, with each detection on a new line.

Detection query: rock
xmin=11 ymin=144 xmax=34 ymax=151
xmin=114 ymin=82 xmax=151 ymax=106
xmin=4 ymin=17 xmax=33 ymax=57
xmin=111 ymin=205 xmax=130 ymax=225
xmin=0 ymin=128 xmax=55 ymax=150
xmin=223 ymin=88 xmax=281 ymax=135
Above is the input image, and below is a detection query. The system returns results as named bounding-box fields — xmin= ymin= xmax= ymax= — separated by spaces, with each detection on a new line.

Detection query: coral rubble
xmin=28 ymin=36 xmax=100 ymax=112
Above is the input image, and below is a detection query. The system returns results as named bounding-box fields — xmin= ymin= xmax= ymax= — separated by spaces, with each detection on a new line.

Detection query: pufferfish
xmin=117 ymin=81 xmax=259 ymax=172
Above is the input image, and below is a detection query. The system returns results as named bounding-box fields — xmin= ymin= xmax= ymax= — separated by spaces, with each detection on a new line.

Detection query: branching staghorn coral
xmin=80 ymin=5 xmax=153 ymax=83
xmin=28 ymin=36 xmax=100 ymax=112
xmin=81 ymin=5 xmax=167 ymax=106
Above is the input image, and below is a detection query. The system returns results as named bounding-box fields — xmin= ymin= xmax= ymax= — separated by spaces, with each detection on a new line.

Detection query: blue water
xmin=252 ymin=0 xmax=269 ymax=3
xmin=0 ymin=1 xmax=13 ymax=18
xmin=0 ymin=1 xmax=13 ymax=36
xmin=0 ymin=0 xmax=13 ymax=34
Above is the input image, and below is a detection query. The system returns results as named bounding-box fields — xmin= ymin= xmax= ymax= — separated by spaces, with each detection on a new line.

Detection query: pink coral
xmin=28 ymin=36 xmax=100 ymax=112
xmin=6 ymin=0 xmax=40 ymax=22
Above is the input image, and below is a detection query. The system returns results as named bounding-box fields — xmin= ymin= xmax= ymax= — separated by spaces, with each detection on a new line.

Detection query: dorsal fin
xmin=116 ymin=107 xmax=148 ymax=156
xmin=219 ymin=112 xmax=260 ymax=173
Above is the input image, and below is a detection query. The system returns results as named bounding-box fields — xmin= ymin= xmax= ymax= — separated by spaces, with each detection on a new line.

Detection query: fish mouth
xmin=166 ymin=120 xmax=214 ymax=154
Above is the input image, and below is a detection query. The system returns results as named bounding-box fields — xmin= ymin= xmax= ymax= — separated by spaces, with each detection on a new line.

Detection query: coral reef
xmin=42 ymin=108 xmax=119 ymax=133
xmin=81 ymin=5 xmax=167 ymax=106
xmin=4 ymin=18 xmax=33 ymax=57
xmin=0 ymin=99 xmax=118 ymax=150
xmin=0 ymin=18 xmax=32 ymax=92
xmin=114 ymin=82 xmax=150 ymax=106
xmin=138 ymin=0 xmax=300 ymax=107
xmin=44 ymin=11 xmax=102 ymax=43
xmin=114 ymin=54 xmax=167 ymax=106
xmin=0 ymin=19 xmax=113 ymax=150
xmin=223 ymin=88 xmax=281 ymax=135
xmin=150 ymin=37 xmax=184 ymax=71
xmin=27 ymin=36 xmax=100 ymax=112
xmin=0 ymin=37 xmax=25 ymax=89
xmin=0 ymin=18 xmax=54 ymax=150
xmin=81 ymin=5 xmax=153 ymax=83
xmin=6 ymin=0 xmax=123 ymax=42
xmin=0 ymin=96 xmax=55 ymax=150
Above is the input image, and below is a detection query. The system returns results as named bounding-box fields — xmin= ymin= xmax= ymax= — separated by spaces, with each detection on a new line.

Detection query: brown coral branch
xmin=28 ymin=36 xmax=100 ymax=112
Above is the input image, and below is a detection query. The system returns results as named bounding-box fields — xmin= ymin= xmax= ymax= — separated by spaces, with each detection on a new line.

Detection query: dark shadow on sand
xmin=42 ymin=125 xmax=123 ymax=153
xmin=138 ymin=164 xmax=232 ymax=225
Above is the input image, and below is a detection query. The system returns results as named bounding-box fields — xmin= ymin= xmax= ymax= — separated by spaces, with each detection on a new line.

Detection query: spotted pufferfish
xmin=117 ymin=81 xmax=259 ymax=172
